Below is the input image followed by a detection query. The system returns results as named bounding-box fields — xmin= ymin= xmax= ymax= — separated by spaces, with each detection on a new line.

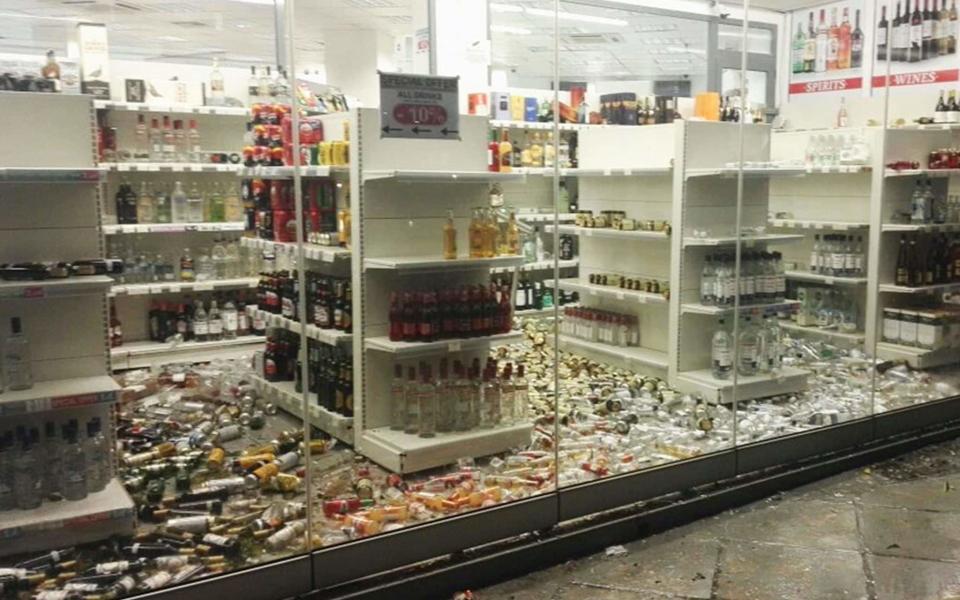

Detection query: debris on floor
xmin=604 ymin=544 xmax=628 ymax=557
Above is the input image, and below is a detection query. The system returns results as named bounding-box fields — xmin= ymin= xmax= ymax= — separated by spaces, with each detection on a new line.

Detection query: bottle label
xmin=828 ymin=37 xmax=839 ymax=59
xmin=209 ymin=320 xmax=223 ymax=335
xmin=713 ymin=347 xmax=732 ymax=367
xmin=238 ymin=312 xmax=249 ymax=331
xmin=911 ymin=24 xmax=923 ymax=46
xmin=740 ymin=342 xmax=758 ymax=366
xmin=844 ymin=253 xmax=857 ymax=271
xmin=924 ymin=20 xmax=933 ymax=38
xmin=224 ymin=312 xmax=238 ymax=331
xmin=832 ymin=253 xmax=845 ymax=271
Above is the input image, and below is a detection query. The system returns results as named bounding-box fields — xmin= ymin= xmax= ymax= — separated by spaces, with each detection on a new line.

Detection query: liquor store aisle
xmin=476 ymin=436 xmax=960 ymax=600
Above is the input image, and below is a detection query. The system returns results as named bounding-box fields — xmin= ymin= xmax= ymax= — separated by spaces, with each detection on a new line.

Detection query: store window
xmin=5 ymin=1 xmax=960 ymax=598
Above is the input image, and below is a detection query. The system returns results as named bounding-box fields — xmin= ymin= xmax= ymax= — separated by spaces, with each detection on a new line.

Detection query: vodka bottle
xmin=83 ymin=419 xmax=108 ymax=494
xmin=162 ymin=116 xmax=176 ymax=162
xmin=810 ymin=234 xmax=822 ymax=273
xmin=417 ymin=365 xmax=438 ymax=438
xmin=148 ymin=118 xmax=163 ymax=161
xmin=390 ymin=364 xmax=406 ymax=431
xmin=701 ymin=255 xmax=717 ymax=305
xmin=186 ymin=182 xmax=204 ymax=223
xmin=499 ymin=363 xmax=515 ymax=426
xmin=136 ymin=181 xmax=155 ymax=224
xmin=221 ymin=298 xmax=238 ymax=340
xmin=211 ymin=236 xmax=228 ymax=279
xmin=514 ymin=364 xmax=529 ymax=423
xmin=207 ymin=300 xmax=223 ymax=341
xmin=154 ymin=183 xmax=172 ymax=223
xmin=13 ymin=430 xmax=41 ymax=510
xmin=773 ymin=251 xmax=786 ymax=301
xmin=188 ymin=120 xmax=202 ymax=163
xmin=42 ymin=421 xmax=62 ymax=498
xmin=911 ymin=179 xmax=928 ymax=223
xmin=0 ymin=432 xmax=13 ymax=511
xmin=757 ymin=315 xmax=772 ymax=374
xmin=173 ymin=120 xmax=186 ymax=162
xmin=737 ymin=316 xmax=760 ymax=376
xmin=225 ymin=236 xmax=241 ymax=278
xmin=452 ymin=361 xmax=472 ymax=431
xmin=435 ymin=359 xmax=453 ymax=433
xmin=209 ymin=57 xmax=225 ymax=106
xmin=4 ymin=317 xmax=32 ymax=391
xmin=61 ymin=422 xmax=87 ymax=501
xmin=711 ymin=318 xmax=733 ymax=380
xmin=403 ymin=367 xmax=419 ymax=435
xmin=208 ymin=182 xmax=225 ymax=222
xmin=134 ymin=114 xmax=149 ymax=161
xmin=171 ymin=181 xmax=188 ymax=223
xmin=479 ymin=367 xmax=500 ymax=428
xmin=196 ymin=250 xmax=214 ymax=282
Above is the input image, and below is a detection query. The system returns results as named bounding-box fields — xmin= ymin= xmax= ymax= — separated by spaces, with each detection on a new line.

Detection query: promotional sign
xmin=788 ymin=1 xmax=866 ymax=96
xmin=77 ymin=23 xmax=110 ymax=99
xmin=872 ymin=0 xmax=959 ymax=88
xmin=379 ymin=72 xmax=460 ymax=140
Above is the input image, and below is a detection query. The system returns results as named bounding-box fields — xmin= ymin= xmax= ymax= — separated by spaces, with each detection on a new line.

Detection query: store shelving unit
xmin=545 ymin=224 xmax=670 ymax=241
xmin=249 ymin=375 xmax=354 ymax=444
xmin=239 ymin=237 xmax=351 ymax=263
xmin=238 ymin=165 xmax=349 ymax=178
xmin=109 ymin=276 xmax=259 ymax=296
xmin=93 ymin=99 xmax=248 ymax=117
xmin=245 ymin=306 xmax=352 ymax=347
xmin=0 ymin=92 xmax=134 ymax=556
xmin=100 ymin=162 xmax=242 ymax=173
xmin=110 ymin=336 xmax=265 ymax=370
xmin=550 ymin=278 xmax=667 ymax=304
xmin=103 ymin=222 xmax=246 ymax=235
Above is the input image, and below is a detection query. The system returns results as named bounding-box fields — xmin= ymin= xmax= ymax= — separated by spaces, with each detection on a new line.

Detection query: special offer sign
xmin=379 ymin=72 xmax=460 ymax=140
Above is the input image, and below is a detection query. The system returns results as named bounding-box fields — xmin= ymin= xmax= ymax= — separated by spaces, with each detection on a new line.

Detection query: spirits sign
xmin=787 ymin=0 xmax=866 ymax=97
xmin=379 ymin=72 xmax=460 ymax=140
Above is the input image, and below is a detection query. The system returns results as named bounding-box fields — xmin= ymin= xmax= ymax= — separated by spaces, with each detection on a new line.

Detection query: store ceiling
xmin=491 ymin=1 xmax=708 ymax=82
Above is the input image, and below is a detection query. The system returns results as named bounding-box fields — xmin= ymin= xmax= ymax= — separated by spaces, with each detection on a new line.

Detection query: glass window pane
xmin=718 ymin=23 xmax=774 ymax=54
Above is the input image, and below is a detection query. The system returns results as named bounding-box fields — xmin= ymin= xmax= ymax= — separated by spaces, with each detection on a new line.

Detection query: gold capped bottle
xmin=443 ymin=210 xmax=457 ymax=259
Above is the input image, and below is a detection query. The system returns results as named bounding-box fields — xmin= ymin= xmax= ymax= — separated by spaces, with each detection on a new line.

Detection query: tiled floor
xmin=474 ymin=438 xmax=960 ymax=600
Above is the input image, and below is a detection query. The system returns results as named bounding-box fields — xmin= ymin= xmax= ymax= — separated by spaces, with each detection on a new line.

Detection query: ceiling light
xmin=490 ymin=2 xmax=523 ymax=13
xmin=492 ymin=25 xmax=532 ymax=35
xmin=0 ymin=11 xmax=81 ymax=22
xmin=225 ymin=0 xmax=275 ymax=5
xmin=525 ymin=7 xmax=628 ymax=26
xmin=158 ymin=35 xmax=187 ymax=42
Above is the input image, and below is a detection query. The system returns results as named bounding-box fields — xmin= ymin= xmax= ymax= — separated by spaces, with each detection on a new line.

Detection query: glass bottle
xmin=736 ymin=316 xmax=759 ymax=376
xmin=436 ymin=359 xmax=453 ymax=433
xmin=443 ymin=210 xmax=457 ymax=260
xmin=14 ymin=430 xmax=41 ymax=510
xmin=134 ymin=114 xmax=149 ymax=161
xmin=148 ymin=117 xmax=163 ymax=161
xmin=154 ymin=183 xmax=172 ymax=223
xmin=42 ymin=421 xmax=63 ymax=499
xmin=483 ymin=209 xmax=498 ymax=258
xmin=469 ymin=209 xmax=484 ymax=258
xmin=222 ymin=298 xmax=238 ymax=340
xmin=135 ymin=181 xmax=155 ymax=224
xmin=480 ymin=366 xmax=501 ymax=428
xmin=711 ymin=317 xmax=733 ymax=380
xmin=403 ymin=367 xmax=419 ymax=435
xmin=499 ymin=363 xmax=515 ymax=426
xmin=453 ymin=361 xmax=473 ymax=431
xmin=4 ymin=317 xmax=32 ymax=391
xmin=188 ymin=119 xmax=202 ymax=163
xmin=701 ymin=255 xmax=717 ymax=305
xmin=193 ymin=301 xmax=209 ymax=342
xmin=390 ymin=364 xmax=406 ymax=431
xmin=209 ymin=57 xmax=225 ymax=106
xmin=179 ymin=248 xmax=195 ymax=282
xmin=173 ymin=119 xmax=187 ymax=162
xmin=224 ymin=184 xmax=243 ymax=222
xmin=506 ymin=209 xmax=520 ymax=255
xmin=162 ymin=115 xmax=176 ymax=162
xmin=171 ymin=181 xmax=188 ymax=223
xmin=211 ymin=237 xmax=228 ymax=280
xmin=83 ymin=419 xmax=107 ymax=494
xmin=0 ymin=433 xmax=14 ymax=511
xmin=208 ymin=182 xmax=226 ymax=223
xmin=208 ymin=300 xmax=223 ymax=341
xmin=416 ymin=365 xmax=438 ymax=438
xmin=187 ymin=182 xmax=204 ymax=223
xmin=61 ymin=421 xmax=87 ymax=501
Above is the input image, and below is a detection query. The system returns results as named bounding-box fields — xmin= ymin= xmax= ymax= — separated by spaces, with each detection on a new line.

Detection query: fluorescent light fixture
xmin=491 ymin=25 xmax=532 ymax=35
xmin=225 ymin=0 xmax=276 ymax=5
xmin=0 ymin=11 xmax=81 ymax=22
xmin=158 ymin=35 xmax=187 ymax=42
xmin=655 ymin=57 xmax=691 ymax=64
xmin=524 ymin=7 xmax=628 ymax=26
xmin=490 ymin=2 xmax=523 ymax=13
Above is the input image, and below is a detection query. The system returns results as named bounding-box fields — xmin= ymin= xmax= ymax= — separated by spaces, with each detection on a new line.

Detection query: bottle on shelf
xmin=222 ymin=297 xmax=238 ymax=340
xmin=506 ymin=209 xmax=520 ymax=255
xmin=4 ymin=317 xmax=32 ymax=391
xmin=403 ymin=366 xmax=419 ymax=435
xmin=162 ymin=115 xmax=176 ymax=162
xmin=154 ymin=183 xmax=172 ymax=224
xmin=443 ymin=210 xmax=457 ymax=260
xmin=737 ymin=316 xmax=760 ymax=376
xmin=83 ymin=418 xmax=108 ymax=494
xmin=390 ymin=364 xmax=406 ymax=431
xmin=136 ymin=181 xmax=155 ymax=224
xmin=171 ymin=181 xmax=188 ymax=223
xmin=188 ymin=120 xmax=202 ymax=163
xmin=186 ymin=182 xmax=204 ymax=223
xmin=61 ymin=421 xmax=87 ymax=501
xmin=134 ymin=114 xmax=149 ymax=161
xmin=209 ymin=57 xmax=225 ymax=106
xmin=208 ymin=300 xmax=223 ymax=341
xmin=193 ymin=301 xmax=209 ymax=342
xmin=149 ymin=117 xmax=163 ymax=161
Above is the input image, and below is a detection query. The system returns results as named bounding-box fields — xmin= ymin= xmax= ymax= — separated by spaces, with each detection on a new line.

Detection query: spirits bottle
xmin=0 ymin=433 xmax=13 ymax=511
xmin=436 ymin=358 xmax=453 ymax=433
xmin=804 ymin=11 xmax=817 ymax=72
xmin=13 ymin=430 xmax=41 ymax=510
xmin=42 ymin=421 xmax=63 ymax=498
xmin=469 ymin=208 xmax=484 ymax=258
xmin=61 ymin=421 xmax=87 ymax=501
xmin=838 ymin=8 xmax=852 ymax=68
xmin=506 ymin=210 xmax=520 ymax=255
xmin=162 ymin=115 xmax=176 ymax=162
xmin=737 ymin=316 xmax=760 ymax=376
xmin=403 ymin=367 xmax=419 ymax=435
xmin=390 ymin=364 xmax=406 ymax=431
xmin=483 ymin=208 xmax=498 ymax=258
xmin=701 ymin=255 xmax=717 ymax=305
xmin=193 ymin=301 xmax=208 ymax=342
xmin=879 ymin=5 xmax=889 ymax=60
xmin=173 ymin=119 xmax=186 ymax=162
xmin=837 ymin=97 xmax=849 ymax=127
xmin=209 ymin=57 xmax=225 ymax=106
xmin=186 ymin=182 xmax=204 ymax=223
xmin=487 ymin=130 xmax=500 ymax=172
xmin=852 ymin=9 xmax=864 ymax=67
xmin=443 ymin=210 xmax=457 ymax=259
xmin=453 ymin=361 xmax=473 ymax=431
xmin=896 ymin=235 xmax=910 ymax=285
xmin=498 ymin=129 xmax=513 ymax=173
xmin=179 ymin=248 xmax=195 ymax=282
xmin=827 ymin=7 xmax=840 ymax=70
xmin=188 ymin=120 xmax=202 ymax=163
xmin=816 ymin=9 xmax=829 ymax=72
xmin=134 ymin=114 xmax=149 ymax=161
xmin=208 ymin=300 xmax=223 ymax=341
xmin=149 ymin=117 xmax=163 ymax=161
xmin=171 ymin=181 xmax=188 ymax=223
xmin=4 ymin=317 xmax=32 ymax=391
xmin=208 ymin=182 xmax=226 ymax=222
xmin=513 ymin=364 xmax=529 ymax=423
xmin=154 ymin=183 xmax=172 ymax=223
xmin=83 ymin=418 xmax=107 ymax=494
xmin=793 ymin=20 xmax=807 ymax=73
xmin=224 ymin=184 xmax=243 ymax=222
xmin=136 ymin=181 xmax=155 ymax=224
xmin=479 ymin=366 xmax=500 ymax=428
xmin=222 ymin=298 xmax=238 ymax=340
xmin=923 ymin=0 xmax=934 ymax=59
xmin=522 ymin=231 xmax=537 ymax=262
xmin=499 ymin=363 xmax=515 ymax=425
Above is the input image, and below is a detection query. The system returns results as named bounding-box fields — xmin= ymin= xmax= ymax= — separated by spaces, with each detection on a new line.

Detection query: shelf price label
xmin=379 ymin=72 xmax=460 ymax=140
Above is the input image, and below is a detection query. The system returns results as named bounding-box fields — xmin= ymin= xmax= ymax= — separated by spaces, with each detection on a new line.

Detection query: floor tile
xmin=860 ymin=505 xmax=960 ymax=562
xmin=870 ymin=554 xmax=960 ymax=600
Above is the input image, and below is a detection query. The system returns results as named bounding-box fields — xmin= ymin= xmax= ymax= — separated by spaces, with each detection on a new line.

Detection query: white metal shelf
xmin=553 ymin=334 xmax=668 ymax=370
xmin=876 ymin=342 xmax=960 ymax=369
xmin=769 ymin=219 xmax=868 ymax=231
xmin=238 ymin=165 xmax=349 ymax=178
xmin=889 ymin=123 xmax=960 ymax=131
xmin=94 ymin=99 xmax=248 ymax=117
xmin=361 ymin=423 xmax=532 ymax=474
xmin=884 ymin=168 xmax=960 ymax=178
xmin=364 ymin=254 xmax=524 ymax=272
xmin=0 ymin=276 xmax=114 ymax=299
xmin=881 ymin=222 xmax=960 ymax=233
xmin=785 ymin=270 xmax=868 ymax=286
xmin=680 ymin=299 xmax=800 ymax=316
xmin=0 ymin=478 xmax=135 ymax=558
xmin=675 ymin=366 xmax=810 ymax=404
xmin=516 ymin=212 xmax=576 ymax=223
xmin=545 ymin=224 xmax=670 ymax=241
xmin=682 ymin=234 xmax=805 ymax=247
xmin=239 ymin=237 xmax=351 ymax=263
xmin=0 ymin=167 xmax=105 ymax=183
xmin=491 ymin=259 xmax=579 ymax=274
xmin=110 ymin=336 xmax=265 ymax=370
xmin=246 ymin=307 xmax=351 ymax=346
xmin=364 ymin=331 xmax=523 ymax=356
xmin=363 ymin=169 xmax=525 ymax=183
xmin=685 ymin=166 xmax=808 ymax=178
xmin=0 ymin=375 xmax=120 ymax=416
xmin=101 ymin=162 xmax=242 ymax=174
xmin=488 ymin=119 xmax=586 ymax=131
xmin=778 ymin=320 xmax=866 ymax=343
xmin=103 ymin=222 xmax=246 ymax=235
xmin=515 ymin=305 xmax=571 ymax=318
xmin=110 ymin=277 xmax=259 ymax=297
xmin=250 ymin=375 xmax=353 ymax=444
xmin=878 ymin=282 xmax=960 ymax=294
xmin=798 ymin=164 xmax=871 ymax=174
xmin=550 ymin=278 xmax=667 ymax=304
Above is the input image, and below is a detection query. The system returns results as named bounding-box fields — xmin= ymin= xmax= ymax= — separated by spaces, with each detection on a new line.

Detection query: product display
xmin=108 ymin=237 xmax=254 ymax=284
xmin=807 ymin=235 xmax=866 ymax=277
xmin=387 ymin=284 xmax=512 ymax=343
xmin=793 ymin=6 xmax=863 ymax=74
xmin=255 ymin=270 xmax=352 ymax=333
xmin=142 ymin=293 xmax=257 ymax=345
xmin=700 ymin=252 xmax=786 ymax=306
xmin=793 ymin=286 xmax=860 ymax=333
xmin=573 ymin=210 xmax=671 ymax=233
xmin=877 ymin=0 xmax=956 ymax=64
xmin=893 ymin=232 xmax=960 ymax=286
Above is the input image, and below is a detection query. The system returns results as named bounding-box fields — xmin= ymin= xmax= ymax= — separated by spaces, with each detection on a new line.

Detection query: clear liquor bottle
xmin=701 ymin=255 xmax=717 ymax=305
xmin=499 ymin=363 xmax=515 ymax=426
xmin=514 ymin=364 xmax=529 ymax=423
xmin=436 ymin=359 xmax=453 ymax=433
xmin=134 ymin=114 xmax=149 ymax=161
xmin=221 ymin=298 xmax=238 ymax=340
xmin=61 ymin=422 xmax=87 ymax=501
xmin=403 ymin=367 xmax=419 ymax=435
xmin=149 ymin=117 xmax=163 ymax=161
xmin=711 ymin=318 xmax=733 ymax=380
xmin=136 ymin=181 xmax=155 ymax=224
xmin=417 ymin=365 xmax=438 ymax=438
xmin=83 ymin=419 xmax=107 ymax=494
xmin=42 ymin=421 xmax=62 ymax=498
xmin=186 ymin=182 xmax=204 ymax=223
xmin=161 ymin=116 xmax=176 ymax=162
xmin=154 ymin=183 xmax=172 ymax=223
xmin=188 ymin=120 xmax=202 ymax=163
xmin=193 ymin=301 xmax=209 ymax=342
xmin=390 ymin=364 xmax=406 ymax=431
xmin=737 ymin=316 xmax=760 ymax=376
xmin=13 ymin=429 xmax=41 ymax=510
xmin=480 ymin=366 xmax=501 ymax=428
xmin=171 ymin=181 xmax=188 ymax=223
xmin=4 ymin=317 xmax=32 ymax=391
xmin=207 ymin=300 xmax=223 ymax=341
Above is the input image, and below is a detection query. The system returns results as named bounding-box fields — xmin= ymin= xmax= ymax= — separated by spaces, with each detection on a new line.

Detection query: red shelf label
xmin=789 ymin=77 xmax=863 ymax=95
xmin=872 ymin=69 xmax=960 ymax=88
